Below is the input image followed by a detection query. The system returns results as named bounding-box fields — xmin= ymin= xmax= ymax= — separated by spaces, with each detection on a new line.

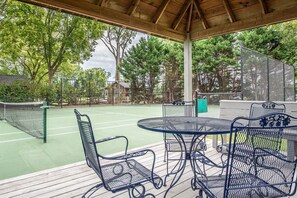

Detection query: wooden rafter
xmin=259 ymin=0 xmax=269 ymax=14
xmin=96 ymin=0 xmax=105 ymax=6
xmin=186 ymin=2 xmax=193 ymax=33
xmin=222 ymin=0 xmax=236 ymax=23
xmin=20 ymin=0 xmax=185 ymax=41
xmin=18 ymin=0 xmax=297 ymax=42
xmin=153 ymin=0 xmax=171 ymax=24
xmin=191 ymin=6 xmax=297 ymax=41
xmin=172 ymin=0 xmax=192 ymax=30
xmin=193 ymin=0 xmax=209 ymax=29
xmin=127 ymin=0 xmax=141 ymax=16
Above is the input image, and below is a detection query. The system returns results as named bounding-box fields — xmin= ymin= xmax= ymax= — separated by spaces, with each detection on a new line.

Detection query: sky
xmin=81 ymin=32 xmax=146 ymax=81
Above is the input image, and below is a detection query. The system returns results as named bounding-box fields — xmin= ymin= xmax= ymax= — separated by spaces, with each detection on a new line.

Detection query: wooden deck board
xmin=0 ymin=141 xmax=292 ymax=198
xmin=0 ymin=141 xmax=210 ymax=197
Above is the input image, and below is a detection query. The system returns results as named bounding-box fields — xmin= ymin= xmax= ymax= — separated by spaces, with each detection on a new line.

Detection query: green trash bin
xmin=197 ymin=99 xmax=208 ymax=113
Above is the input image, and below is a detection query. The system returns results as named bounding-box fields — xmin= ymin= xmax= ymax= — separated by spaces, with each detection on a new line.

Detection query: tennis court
xmin=0 ymin=104 xmax=219 ymax=180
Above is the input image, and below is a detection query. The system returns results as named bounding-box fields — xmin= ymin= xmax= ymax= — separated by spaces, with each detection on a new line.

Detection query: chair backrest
xmin=74 ymin=109 xmax=102 ymax=179
xmin=248 ymin=101 xmax=286 ymax=126
xmin=162 ymin=101 xmax=195 ymax=117
xmin=225 ymin=112 xmax=297 ymax=197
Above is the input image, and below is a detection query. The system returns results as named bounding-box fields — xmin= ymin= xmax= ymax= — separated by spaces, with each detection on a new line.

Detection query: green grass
xmin=0 ymin=104 xmax=219 ymax=180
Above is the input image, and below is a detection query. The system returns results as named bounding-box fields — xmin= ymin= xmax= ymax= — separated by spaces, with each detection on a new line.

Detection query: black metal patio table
xmin=137 ymin=116 xmax=236 ymax=197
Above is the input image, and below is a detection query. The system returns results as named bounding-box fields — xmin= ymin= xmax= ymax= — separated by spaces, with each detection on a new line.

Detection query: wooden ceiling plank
xmin=96 ymin=0 xmax=104 ymax=7
xmin=193 ymin=0 xmax=209 ymax=29
xmin=172 ymin=0 xmax=192 ymax=30
xmin=186 ymin=2 xmax=194 ymax=33
xmin=19 ymin=0 xmax=185 ymax=42
xmin=152 ymin=0 xmax=171 ymax=24
xmin=127 ymin=0 xmax=141 ymax=16
xmin=259 ymin=0 xmax=269 ymax=14
xmin=222 ymin=0 xmax=236 ymax=23
xmin=191 ymin=6 xmax=297 ymax=41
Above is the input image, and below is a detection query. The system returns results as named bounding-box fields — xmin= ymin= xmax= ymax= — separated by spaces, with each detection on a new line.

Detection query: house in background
xmin=0 ymin=75 xmax=31 ymax=102
xmin=0 ymin=75 xmax=28 ymax=85
xmin=106 ymin=81 xmax=130 ymax=104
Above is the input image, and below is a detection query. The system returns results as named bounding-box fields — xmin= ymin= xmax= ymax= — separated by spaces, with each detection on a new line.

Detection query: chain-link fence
xmin=196 ymin=92 xmax=242 ymax=105
xmin=11 ymin=45 xmax=292 ymax=107
xmin=49 ymin=78 xmax=186 ymax=107
xmin=241 ymin=47 xmax=295 ymax=101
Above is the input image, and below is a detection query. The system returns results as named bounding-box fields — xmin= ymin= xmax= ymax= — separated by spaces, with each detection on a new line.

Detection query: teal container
xmin=197 ymin=99 xmax=208 ymax=113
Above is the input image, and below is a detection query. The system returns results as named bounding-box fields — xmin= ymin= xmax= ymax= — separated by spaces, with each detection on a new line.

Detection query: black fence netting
xmin=241 ymin=47 xmax=295 ymax=101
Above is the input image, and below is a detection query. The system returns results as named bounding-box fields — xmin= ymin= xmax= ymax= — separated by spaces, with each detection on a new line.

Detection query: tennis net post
xmin=41 ymin=101 xmax=54 ymax=143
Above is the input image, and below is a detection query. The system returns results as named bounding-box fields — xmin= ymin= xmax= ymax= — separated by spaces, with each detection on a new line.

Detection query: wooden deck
xmin=0 ymin=141 xmax=215 ymax=198
xmin=0 ymin=141 xmax=292 ymax=198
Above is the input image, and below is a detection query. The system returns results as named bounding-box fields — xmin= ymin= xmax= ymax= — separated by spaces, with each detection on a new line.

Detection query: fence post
xmin=267 ymin=56 xmax=270 ymax=101
xmin=283 ymin=63 xmax=286 ymax=101
xmin=240 ymin=42 xmax=244 ymax=100
xmin=60 ymin=77 xmax=63 ymax=108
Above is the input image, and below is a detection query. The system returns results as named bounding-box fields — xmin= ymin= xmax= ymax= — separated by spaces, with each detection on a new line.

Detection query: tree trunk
xmin=48 ymin=69 xmax=54 ymax=86
xmin=115 ymin=42 xmax=121 ymax=82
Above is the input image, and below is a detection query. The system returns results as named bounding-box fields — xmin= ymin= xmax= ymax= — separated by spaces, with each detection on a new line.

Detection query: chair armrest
xmin=112 ymin=149 xmax=154 ymax=160
xmin=95 ymin=136 xmax=128 ymax=156
xmin=254 ymin=148 xmax=296 ymax=164
xmin=95 ymin=135 xmax=128 ymax=144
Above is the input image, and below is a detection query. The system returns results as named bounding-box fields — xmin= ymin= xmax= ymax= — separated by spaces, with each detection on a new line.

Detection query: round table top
xmin=137 ymin=116 xmax=237 ymax=135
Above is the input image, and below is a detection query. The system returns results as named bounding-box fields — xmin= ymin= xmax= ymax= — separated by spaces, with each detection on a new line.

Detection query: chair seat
xmin=101 ymin=159 xmax=161 ymax=192
xmin=196 ymin=173 xmax=288 ymax=198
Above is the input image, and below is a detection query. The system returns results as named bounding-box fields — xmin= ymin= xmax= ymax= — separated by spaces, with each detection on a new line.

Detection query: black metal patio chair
xmin=74 ymin=109 xmax=163 ymax=198
xmin=217 ymin=101 xmax=286 ymax=163
xmin=162 ymin=101 xmax=206 ymax=176
xmin=193 ymin=112 xmax=297 ymax=198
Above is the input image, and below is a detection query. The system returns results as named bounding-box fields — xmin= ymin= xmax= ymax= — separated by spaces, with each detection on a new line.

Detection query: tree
xmin=52 ymin=67 xmax=109 ymax=105
xmin=162 ymin=41 xmax=183 ymax=101
xmin=238 ymin=22 xmax=297 ymax=66
xmin=238 ymin=26 xmax=283 ymax=57
xmin=120 ymin=37 xmax=165 ymax=103
xmin=0 ymin=0 xmax=8 ymax=18
xmin=100 ymin=26 xmax=136 ymax=82
xmin=192 ymin=34 xmax=240 ymax=93
xmin=271 ymin=21 xmax=297 ymax=66
xmin=0 ymin=0 xmax=105 ymax=85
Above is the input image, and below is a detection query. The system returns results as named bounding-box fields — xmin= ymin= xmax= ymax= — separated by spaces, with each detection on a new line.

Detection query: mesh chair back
xmin=249 ymin=101 xmax=286 ymax=126
xmin=162 ymin=102 xmax=195 ymax=117
xmin=74 ymin=109 xmax=102 ymax=178
xmin=225 ymin=113 xmax=297 ymax=197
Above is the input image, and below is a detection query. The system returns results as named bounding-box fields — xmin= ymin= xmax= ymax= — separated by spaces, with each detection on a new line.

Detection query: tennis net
xmin=0 ymin=101 xmax=45 ymax=140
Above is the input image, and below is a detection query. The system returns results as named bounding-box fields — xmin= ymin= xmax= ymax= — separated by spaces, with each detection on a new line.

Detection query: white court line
xmin=84 ymin=109 xmax=149 ymax=117
xmin=0 ymin=118 xmax=139 ymax=136
xmin=0 ymin=123 xmax=136 ymax=144
xmin=48 ymin=118 xmax=138 ymax=130
xmin=47 ymin=109 xmax=149 ymax=120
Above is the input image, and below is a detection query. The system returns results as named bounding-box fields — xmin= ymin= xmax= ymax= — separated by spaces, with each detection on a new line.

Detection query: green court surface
xmin=0 ymin=104 xmax=219 ymax=180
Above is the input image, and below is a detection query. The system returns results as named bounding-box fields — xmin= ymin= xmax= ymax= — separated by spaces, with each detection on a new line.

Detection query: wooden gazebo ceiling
xmin=19 ymin=0 xmax=297 ymax=42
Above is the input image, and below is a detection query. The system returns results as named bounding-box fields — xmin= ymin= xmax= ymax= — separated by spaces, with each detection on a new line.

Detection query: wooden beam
xmin=19 ymin=0 xmax=185 ymax=42
xmin=186 ymin=2 xmax=193 ymax=33
xmin=127 ymin=0 xmax=141 ymax=16
xmin=193 ymin=0 xmax=209 ymax=29
xmin=172 ymin=0 xmax=192 ymax=30
xmin=259 ymin=0 xmax=269 ymax=14
xmin=96 ymin=0 xmax=104 ymax=7
xmin=191 ymin=6 xmax=297 ymax=41
xmin=222 ymin=0 xmax=236 ymax=23
xmin=152 ymin=0 xmax=171 ymax=24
